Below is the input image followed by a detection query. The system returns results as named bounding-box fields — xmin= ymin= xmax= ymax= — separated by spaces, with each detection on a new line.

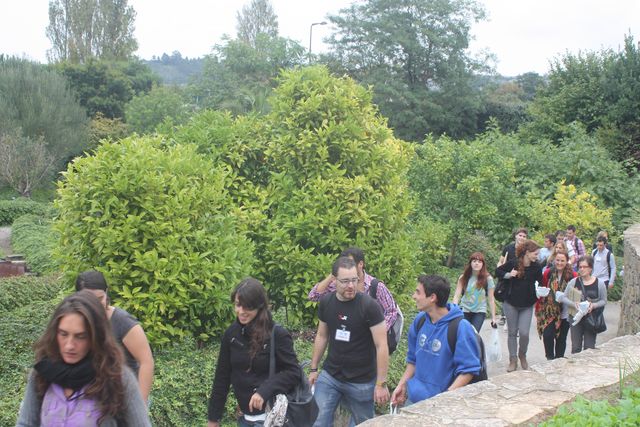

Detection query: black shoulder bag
xmin=578 ymin=279 xmax=607 ymax=334
xmin=268 ymin=325 xmax=319 ymax=427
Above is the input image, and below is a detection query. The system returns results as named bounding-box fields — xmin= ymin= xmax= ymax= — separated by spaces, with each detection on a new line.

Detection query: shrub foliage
xmin=54 ymin=137 xmax=254 ymax=344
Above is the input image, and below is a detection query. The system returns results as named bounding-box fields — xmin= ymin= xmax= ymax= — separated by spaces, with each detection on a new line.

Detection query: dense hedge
xmin=0 ymin=199 xmax=53 ymax=226
xmin=0 ymin=275 xmax=65 ymax=426
xmin=10 ymin=214 xmax=59 ymax=274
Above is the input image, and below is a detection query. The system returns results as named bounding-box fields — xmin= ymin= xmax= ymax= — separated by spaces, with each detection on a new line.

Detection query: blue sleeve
xmin=406 ymin=313 xmax=424 ymax=365
xmin=453 ymin=320 xmax=481 ymax=377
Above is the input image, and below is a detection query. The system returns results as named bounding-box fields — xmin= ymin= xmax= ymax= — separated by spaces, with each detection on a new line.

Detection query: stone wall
xmin=361 ymin=334 xmax=640 ymax=426
xmin=619 ymin=224 xmax=640 ymax=335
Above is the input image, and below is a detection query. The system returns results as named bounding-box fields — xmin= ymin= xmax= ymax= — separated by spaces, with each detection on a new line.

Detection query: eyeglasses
xmin=337 ymin=277 xmax=359 ymax=285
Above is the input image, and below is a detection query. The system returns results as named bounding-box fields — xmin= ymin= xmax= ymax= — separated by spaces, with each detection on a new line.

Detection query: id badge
xmin=335 ymin=328 xmax=351 ymax=342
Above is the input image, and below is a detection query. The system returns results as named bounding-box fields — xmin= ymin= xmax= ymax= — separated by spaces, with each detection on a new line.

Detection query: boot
xmin=519 ymin=353 xmax=529 ymax=370
xmin=507 ymin=357 xmax=518 ymax=372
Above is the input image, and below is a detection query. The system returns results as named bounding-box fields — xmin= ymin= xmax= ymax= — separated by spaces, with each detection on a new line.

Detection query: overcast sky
xmin=1 ymin=0 xmax=638 ymax=76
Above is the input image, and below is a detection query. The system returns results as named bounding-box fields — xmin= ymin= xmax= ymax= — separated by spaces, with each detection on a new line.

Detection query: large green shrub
xmin=0 ymin=199 xmax=52 ymax=226
xmin=11 ymin=214 xmax=59 ymax=274
xmin=54 ymin=137 xmax=255 ymax=345
xmin=0 ymin=274 xmax=65 ymax=314
xmin=257 ymin=66 xmax=419 ymax=325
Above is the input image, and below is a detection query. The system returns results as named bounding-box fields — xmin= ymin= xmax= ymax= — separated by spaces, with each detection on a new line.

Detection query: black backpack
xmin=414 ymin=314 xmax=488 ymax=384
xmin=369 ymin=279 xmax=404 ymax=355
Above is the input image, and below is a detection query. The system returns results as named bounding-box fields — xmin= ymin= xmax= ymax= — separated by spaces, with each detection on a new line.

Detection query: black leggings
xmin=542 ymin=318 xmax=570 ymax=359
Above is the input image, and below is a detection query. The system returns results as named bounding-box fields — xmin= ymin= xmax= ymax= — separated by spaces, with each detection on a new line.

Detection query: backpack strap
xmin=369 ymin=279 xmax=379 ymax=299
xmin=269 ymin=324 xmax=277 ymax=378
xmin=447 ymin=316 xmax=462 ymax=355
xmin=413 ymin=312 xmax=427 ymax=335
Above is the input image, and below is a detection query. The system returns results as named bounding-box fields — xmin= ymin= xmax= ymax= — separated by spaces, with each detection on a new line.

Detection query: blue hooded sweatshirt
xmin=406 ymin=303 xmax=481 ymax=402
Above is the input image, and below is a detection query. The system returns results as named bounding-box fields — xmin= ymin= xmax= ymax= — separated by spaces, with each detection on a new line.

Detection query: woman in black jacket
xmin=496 ymin=240 xmax=543 ymax=373
xmin=207 ymin=278 xmax=301 ymax=427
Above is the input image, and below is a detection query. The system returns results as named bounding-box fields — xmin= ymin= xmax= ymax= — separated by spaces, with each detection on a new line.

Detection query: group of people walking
xmin=16 ymin=226 xmax=613 ymax=426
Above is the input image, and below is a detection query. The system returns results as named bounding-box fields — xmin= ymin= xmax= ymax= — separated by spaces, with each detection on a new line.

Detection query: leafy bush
xmin=54 ymin=137 xmax=255 ymax=345
xmin=540 ymin=387 xmax=640 ymax=426
xmin=527 ymin=182 xmax=613 ymax=244
xmin=0 ymin=295 xmax=63 ymax=426
xmin=256 ymin=66 xmax=419 ymax=325
xmin=451 ymin=231 xmax=501 ymax=270
xmin=0 ymin=274 xmax=65 ymax=314
xmin=0 ymin=199 xmax=52 ymax=226
xmin=10 ymin=215 xmax=59 ymax=274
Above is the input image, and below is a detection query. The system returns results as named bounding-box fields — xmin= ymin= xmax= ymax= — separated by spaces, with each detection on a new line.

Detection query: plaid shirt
xmin=566 ymin=237 xmax=586 ymax=269
xmin=308 ymin=271 xmax=398 ymax=331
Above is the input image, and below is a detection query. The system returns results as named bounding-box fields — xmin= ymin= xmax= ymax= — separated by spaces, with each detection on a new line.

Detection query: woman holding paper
xmin=535 ymin=251 xmax=577 ymax=359
xmin=559 ymin=255 xmax=608 ymax=353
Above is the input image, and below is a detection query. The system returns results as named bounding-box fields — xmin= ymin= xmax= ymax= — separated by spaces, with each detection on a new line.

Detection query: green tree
xmin=189 ymin=34 xmax=305 ymax=114
xmin=47 ymin=0 xmax=138 ymax=63
xmin=478 ymin=80 xmax=529 ymax=133
xmin=258 ymin=66 xmax=419 ymax=325
xmin=325 ymin=0 xmax=488 ymax=141
xmin=408 ymin=132 xmax=520 ymax=266
xmin=54 ymin=137 xmax=255 ymax=344
xmin=0 ymin=132 xmax=55 ymax=198
xmin=0 ymin=57 xmax=89 ymax=180
xmin=125 ymin=84 xmax=190 ymax=134
xmin=236 ymin=0 xmax=278 ymax=48
xmin=55 ymin=59 xmax=159 ymax=119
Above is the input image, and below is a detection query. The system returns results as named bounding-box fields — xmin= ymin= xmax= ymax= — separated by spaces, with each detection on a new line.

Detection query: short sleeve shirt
xmin=111 ymin=307 xmax=140 ymax=374
xmin=318 ymin=293 xmax=384 ymax=383
xmin=460 ymin=276 xmax=495 ymax=314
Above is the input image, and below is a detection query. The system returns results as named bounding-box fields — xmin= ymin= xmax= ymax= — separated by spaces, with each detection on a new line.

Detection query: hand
xmin=587 ymin=302 xmax=593 ymax=314
xmin=391 ymin=383 xmax=407 ymax=406
xmin=374 ymin=384 xmax=390 ymax=405
xmin=308 ymin=371 xmax=319 ymax=386
xmin=609 ymin=282 xmax=614 ymax=289
xmin=510 ymin=268 xmax=519 ymax=278
xmin=248 ymin=392 xmax=264 ymax=412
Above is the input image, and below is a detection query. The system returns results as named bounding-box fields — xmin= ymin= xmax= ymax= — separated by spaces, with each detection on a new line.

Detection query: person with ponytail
xmin=207 ymin=278 xmax=301 ymax=427
xmin=16 ymin=291 xmax=151 ymax=426
xmin=452 ymin=252 xmax=497 ymax=332
xmin=536 ymin=251 xmax=577 ymax=359
xmin=496 ymin=240 xmax=543 ymax=372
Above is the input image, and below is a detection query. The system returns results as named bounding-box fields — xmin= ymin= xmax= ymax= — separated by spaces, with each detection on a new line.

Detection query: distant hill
xmin=143 ymin=52 xmax=204 ymax=85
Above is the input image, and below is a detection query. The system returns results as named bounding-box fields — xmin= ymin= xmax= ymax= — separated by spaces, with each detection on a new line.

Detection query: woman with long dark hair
xmin=75 ymin=270 xmax=154 ymax=403
xmin=536 ymin=251 xmax=577 ymax=359
xmin=559 ymin=255 xmax=608 ymax=353
xmin=207 ymin=278 xmax=301 ymax=427
xmin=16 ymin=291 xmax=151 ymax=426
xmin=496 ymin=239 xmax=543 ymax=372
xmin=453 ymin=252 xmax=497 ymax=332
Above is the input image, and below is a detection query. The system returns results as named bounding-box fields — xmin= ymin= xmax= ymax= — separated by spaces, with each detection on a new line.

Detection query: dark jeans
xmin=542 ymin=318 xmax=570 ymax=359
xmin=464 ymin=311 xmax=486 ymax=333
xmin=571 ymin=317 xmax=598 ymax=353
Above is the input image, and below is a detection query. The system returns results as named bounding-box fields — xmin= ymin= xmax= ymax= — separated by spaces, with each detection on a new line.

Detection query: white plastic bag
xmin=389 ymin=403 xmax=398 ymax=415
xmin=572 ymin=301 xmax=591 ymax=326
xmin=487 ymin=325 xmax=502 ymax=362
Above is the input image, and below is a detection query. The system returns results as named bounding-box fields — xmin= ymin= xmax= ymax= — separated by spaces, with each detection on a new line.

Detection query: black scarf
xmin=34 ymin=356 xmax=96 ymax=391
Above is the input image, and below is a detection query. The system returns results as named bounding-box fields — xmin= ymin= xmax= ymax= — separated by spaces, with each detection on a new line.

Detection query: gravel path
xmin=0 ymin=226 xmax=11 ymax=256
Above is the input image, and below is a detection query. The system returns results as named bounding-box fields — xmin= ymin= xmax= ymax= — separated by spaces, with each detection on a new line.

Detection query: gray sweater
xmin=16 ymin=366 xmax=151 ymax=427
xmin=558 ymin=277 xmax=607 ymax=313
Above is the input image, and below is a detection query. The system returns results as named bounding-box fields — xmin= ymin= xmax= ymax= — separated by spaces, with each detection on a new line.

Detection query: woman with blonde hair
xmin=16 ymin=290 xmax=150 ymax=426
xmin=453 ymin=252 xmax=497 ymax=332
xmin=496 ymin=240 xmax=543 ymax=372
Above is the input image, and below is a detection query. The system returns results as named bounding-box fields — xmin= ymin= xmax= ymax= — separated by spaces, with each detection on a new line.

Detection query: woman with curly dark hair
xmin=496 ymin=239 xmax=543 ymax=372
xmin=453 ymin=252 xmax=497 ymax=332
xmin=16 ymin=290 xmax=150 ymax=426
xmin=207 ymin=278 xmax=301 ymax=427
xmin=536 ymin=251 xmax=577 ymax=359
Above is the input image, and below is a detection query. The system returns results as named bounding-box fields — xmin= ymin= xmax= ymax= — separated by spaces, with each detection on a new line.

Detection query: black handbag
xmin=578 ymin=279 xmax=607 ymax=333
xmin=268 ymin=325 xmax=319 ymax=427
xmin=494 ymin=279 xmax=510 ymax=303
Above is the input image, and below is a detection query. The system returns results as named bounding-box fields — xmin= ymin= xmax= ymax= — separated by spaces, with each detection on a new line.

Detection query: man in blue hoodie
xmin=391 ymin=274 xmax=481 ymax=405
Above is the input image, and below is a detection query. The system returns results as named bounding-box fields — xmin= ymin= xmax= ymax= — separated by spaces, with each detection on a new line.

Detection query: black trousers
xmin=542 ymin=318 xmax=570 ymax=359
